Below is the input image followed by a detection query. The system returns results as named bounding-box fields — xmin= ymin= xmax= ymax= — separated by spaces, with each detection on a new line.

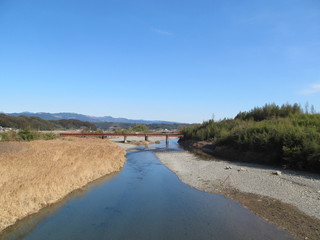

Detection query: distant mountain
xmin=0 ymin=114 xmax=97 ymax=131
xmin=7 ymin=112 xmax=181 ymax=124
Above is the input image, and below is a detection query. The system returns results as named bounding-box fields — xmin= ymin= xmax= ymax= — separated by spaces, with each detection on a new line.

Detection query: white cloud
xmin=151 ymin=28 xmax=173 ymax=36
xmin=301 ymin=83 xmax=320 ymax=95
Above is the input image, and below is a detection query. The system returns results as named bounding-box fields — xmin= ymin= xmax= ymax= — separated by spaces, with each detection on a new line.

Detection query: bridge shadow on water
xmin=1 ymin=139 xmax=295 ymax=240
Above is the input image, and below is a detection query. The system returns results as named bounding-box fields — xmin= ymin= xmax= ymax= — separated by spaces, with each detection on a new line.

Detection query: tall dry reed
xmin=0 ymin=137 xmax=126 ymax=232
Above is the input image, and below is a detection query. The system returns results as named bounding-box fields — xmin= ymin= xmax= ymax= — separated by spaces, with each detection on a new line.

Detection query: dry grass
xmin=0 ymin=137 xmax=126 ymax=232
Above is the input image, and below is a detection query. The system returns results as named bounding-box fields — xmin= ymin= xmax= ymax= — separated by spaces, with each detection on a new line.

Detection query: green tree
xmin=132 ymin=124 xmax=149 ymax=132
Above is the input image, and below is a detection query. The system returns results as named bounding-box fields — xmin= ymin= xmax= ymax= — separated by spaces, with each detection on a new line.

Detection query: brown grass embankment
xmin=0 ymin=137 xmax=126 ymax=232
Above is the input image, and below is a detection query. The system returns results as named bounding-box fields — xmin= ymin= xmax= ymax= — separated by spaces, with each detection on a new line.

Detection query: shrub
xmin=18 ymin=129 xmax=36 ymax=141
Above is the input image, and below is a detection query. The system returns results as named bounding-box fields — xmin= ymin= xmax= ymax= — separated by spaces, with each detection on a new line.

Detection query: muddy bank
xmin=156 ymin=150 xmax=320 ymax=240
xmin=0 ymin=137 xmax=126 ymax=232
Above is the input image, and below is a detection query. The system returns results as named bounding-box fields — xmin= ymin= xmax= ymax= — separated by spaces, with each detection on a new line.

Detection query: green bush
xmin=18 ymin=129 xmax=36 ymax=141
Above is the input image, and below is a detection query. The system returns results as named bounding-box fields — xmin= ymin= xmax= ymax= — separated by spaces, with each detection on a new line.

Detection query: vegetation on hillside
xmin=180 ymin=104 xmax=320 ymax=172
xmin=0 ymin=114 xmax=97 ymax=131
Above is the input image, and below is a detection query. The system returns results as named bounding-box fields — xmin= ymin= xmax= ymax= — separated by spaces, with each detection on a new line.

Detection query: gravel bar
xmin=155 ymin=151 xmax=320 ymax=219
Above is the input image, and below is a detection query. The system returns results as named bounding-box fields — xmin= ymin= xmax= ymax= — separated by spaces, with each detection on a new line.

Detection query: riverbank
xmin=155 ymin=150 xmax=320 ymax=240
xmin=0 ymin=137 xmax=126 ymax=232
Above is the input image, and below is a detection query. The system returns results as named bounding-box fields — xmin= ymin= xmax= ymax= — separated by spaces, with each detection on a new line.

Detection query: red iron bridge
xmin=60 ymin=133 xmax=184 ymax=144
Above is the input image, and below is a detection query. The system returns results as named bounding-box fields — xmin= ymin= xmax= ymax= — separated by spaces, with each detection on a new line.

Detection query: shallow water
xmin=1 ymin=139 xmax=294 ymax=240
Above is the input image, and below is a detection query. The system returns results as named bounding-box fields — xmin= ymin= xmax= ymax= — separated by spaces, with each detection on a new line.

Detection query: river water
xmin=2 ymin=139 xmax=294 ymax=240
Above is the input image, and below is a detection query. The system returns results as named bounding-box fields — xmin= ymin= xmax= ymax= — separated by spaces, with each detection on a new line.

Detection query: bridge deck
xmin=60 ymin=133 xmax=184 ymax=137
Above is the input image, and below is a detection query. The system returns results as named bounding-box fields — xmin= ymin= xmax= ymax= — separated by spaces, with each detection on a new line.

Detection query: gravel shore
xmin=109 ymin=136 xmax=166 ymax=150
xmin=155 ymin=151 xmax=320 ymax=220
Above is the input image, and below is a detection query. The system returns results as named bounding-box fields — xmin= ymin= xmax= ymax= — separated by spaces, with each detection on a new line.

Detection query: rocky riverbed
xmin=156 ymin=150 xmax=320 ymax=240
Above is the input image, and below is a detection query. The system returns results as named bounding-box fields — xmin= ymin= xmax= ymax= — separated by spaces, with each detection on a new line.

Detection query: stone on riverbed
xmin=272 ymin=171 xmax=282 ymax=176
xmin=238 ymin=167 xmax=247 ymax=172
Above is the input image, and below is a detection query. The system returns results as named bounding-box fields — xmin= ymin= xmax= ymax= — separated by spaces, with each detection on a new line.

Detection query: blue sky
xmin=0 ymin=0 xmax=319 ymax=123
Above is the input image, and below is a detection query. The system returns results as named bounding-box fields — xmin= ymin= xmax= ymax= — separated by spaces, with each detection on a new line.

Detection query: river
xmin=1 ymin=139 xmax=294 ymax=240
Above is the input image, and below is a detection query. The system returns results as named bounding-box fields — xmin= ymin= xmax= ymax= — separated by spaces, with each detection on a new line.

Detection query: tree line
xmin=180 ymin=104 xmax=320 ymax=173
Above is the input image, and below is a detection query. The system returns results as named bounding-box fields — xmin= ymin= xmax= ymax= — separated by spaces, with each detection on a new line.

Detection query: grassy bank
xmin=180 ymin=104 xmax=320 ymax=173
xmin=0 ymin=137 xmax=126 ymax=232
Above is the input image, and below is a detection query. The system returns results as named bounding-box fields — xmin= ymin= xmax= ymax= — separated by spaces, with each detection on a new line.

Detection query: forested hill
xmin=180 ymin=103 xmax=320 ymax=173
xmin=0 ymin=114 xmax=97 ymax=131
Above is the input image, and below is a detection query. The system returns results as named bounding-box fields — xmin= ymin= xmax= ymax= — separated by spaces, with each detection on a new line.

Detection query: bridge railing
xmin=60 ymin=133 xmax=184 ymax=144
xmin=60 ymin=133 xmax=184 ymax=137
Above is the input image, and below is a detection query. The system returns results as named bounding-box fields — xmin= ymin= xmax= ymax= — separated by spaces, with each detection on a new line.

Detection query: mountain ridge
xmin=6 ymin=112 xmax=182 ymax=124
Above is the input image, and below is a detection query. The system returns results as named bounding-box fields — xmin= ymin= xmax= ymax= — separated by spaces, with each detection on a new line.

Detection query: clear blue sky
xmin=1 ymin=0 xmax=319 ymax=123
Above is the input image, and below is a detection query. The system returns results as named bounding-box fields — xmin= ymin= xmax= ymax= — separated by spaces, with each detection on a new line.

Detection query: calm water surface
xmin=2 ymin=139 xmax=294 ymax=240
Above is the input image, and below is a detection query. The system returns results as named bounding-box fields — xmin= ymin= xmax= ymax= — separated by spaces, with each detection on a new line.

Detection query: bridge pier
xmin=166 ymin=135 xmax=169 ymax=144
xmin=124 ymin=136 xmax=127 ymax=143
xmin=145 ymin=136 xmax=149 ymax=141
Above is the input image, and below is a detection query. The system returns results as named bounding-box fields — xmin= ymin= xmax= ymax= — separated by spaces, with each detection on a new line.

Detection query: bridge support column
xmin=145 ymin=136 xmax=149 ymax=141
xmin=166 ymin=135 xmax=169 ymax=144
xmin=124 ymin=136 xmax=127 ymax=143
